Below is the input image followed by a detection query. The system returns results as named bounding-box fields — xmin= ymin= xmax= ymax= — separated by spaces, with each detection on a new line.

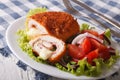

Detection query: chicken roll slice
xmin=29 ymin=35 xmax=66 ymax=62
xmin=27 ymin=11 xmax=80 ymax=41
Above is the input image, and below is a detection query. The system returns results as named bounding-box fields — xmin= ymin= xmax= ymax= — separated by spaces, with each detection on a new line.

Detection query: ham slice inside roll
xmin=29 ymin=35 xmax=66 ymax=62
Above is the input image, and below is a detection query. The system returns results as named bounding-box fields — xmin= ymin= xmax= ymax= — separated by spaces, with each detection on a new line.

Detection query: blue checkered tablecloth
xmin=0 ymin=0 xmax=120 ymax=80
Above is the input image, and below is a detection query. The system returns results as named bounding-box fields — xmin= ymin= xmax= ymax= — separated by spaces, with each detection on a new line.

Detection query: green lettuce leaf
xmin=17 ymin=29 xmax=47 ymax=63
xmin=26 ymin=7 xmax=47 ymax=18
xmin=80 ymin=23 xmax=95 ymax=32
xmin=80 ymin=23 xmax=89 ymax=32
xmin=104 ymin=29 xmax=111 ymax=39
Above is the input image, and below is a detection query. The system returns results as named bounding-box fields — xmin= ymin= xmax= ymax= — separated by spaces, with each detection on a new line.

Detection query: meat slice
xmin=27 ymin=11 xmax=80 ymax=41
xmin=29 ymin=35 xmax=66 ymax=62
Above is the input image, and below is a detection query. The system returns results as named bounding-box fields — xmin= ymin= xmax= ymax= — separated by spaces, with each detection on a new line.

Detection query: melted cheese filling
xmin=33 ymin=41 xmax=54 ymax=60
xmin=27 ymin=28 xmax=41 ymax=39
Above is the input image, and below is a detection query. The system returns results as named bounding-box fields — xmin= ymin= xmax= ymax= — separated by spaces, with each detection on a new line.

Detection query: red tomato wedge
xmin=81 ymin=37 xmax=92 ymax=54
xmin=82 ymin=30 xmax=99 ymax=37
xmin=68 ymin=33 xmax=111 ymax=64
xmin=99 ymin=49 xmax=110 ymax=60
xmin=67 ymin=44 xmax=85 ymax=59
xmin=89 ymin=38 xmax=110 ymax=60
xmin=108 ymin=47 xmax=115 ymax=55
xmin=86 ymin=49 xmax=99 ymax=65
xmin=90 ymin=38 xmax=107 ymax=51
xmin=82 ymin=30 xmax=104 ymax=39
xmin=99 ymin=33 xmax=104 ymax=39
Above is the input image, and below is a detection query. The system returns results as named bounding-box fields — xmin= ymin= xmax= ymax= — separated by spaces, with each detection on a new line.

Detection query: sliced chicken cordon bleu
xmin=26 ymin=11 xmax=80 ymax=41
xmin=26 ymin=11 xmax=80 ymax=62
xmin=29 ymin=35 xmax=66 ymax=62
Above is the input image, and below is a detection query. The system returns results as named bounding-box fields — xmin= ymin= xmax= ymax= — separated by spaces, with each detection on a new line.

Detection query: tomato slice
xmin=82 ymin=30 xmax=105 ymax=39
xmin=89 ymin=38 xmax=110 ymax=60
xmin=82 ymin=30 xmax=99 ymax=37
xmin=68 ymin=44 xmax=85 ymax=59
xmin=99 ymin=33 xmax=104 ymax=39
xmin=86 ymin=49 xmax=99 ymax=65
xmin=99 ymin=48 xmax=110 ymax=60
xmin=90 ymin=38 xmax=107 ymax=51
xmin=81 ymin=37 xmax=92 ymax=54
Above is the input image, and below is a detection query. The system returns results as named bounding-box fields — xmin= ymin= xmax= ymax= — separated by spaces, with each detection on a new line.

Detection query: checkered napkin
xmin=0 ymin=0 xmax=120 ymax=80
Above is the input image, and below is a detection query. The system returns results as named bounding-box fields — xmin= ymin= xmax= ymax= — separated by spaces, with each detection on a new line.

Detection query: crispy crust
xmin=29 ymin=12 xmax=80 ymax=41
xmin=49 ymin=42 xmax=66 ymax=63
xmin=49 ymin=49 xmax=66 ymax=62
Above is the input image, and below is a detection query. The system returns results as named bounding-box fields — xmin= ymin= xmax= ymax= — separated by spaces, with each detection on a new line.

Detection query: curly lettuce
xmin=17 ymin=29 xmax=47 ymax=63
xmin=17 ymin=7 xmax=48 ymax=63
xmin=26 ymin=7 xmax=47 ymax=18
xmin=55 ymin=52 xmax=120 ymax=77
xmin=80 ymin=23 xmax=95 ymax=32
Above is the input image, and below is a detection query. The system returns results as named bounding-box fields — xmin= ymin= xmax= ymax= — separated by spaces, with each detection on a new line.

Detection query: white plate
xmin=6 ymin=16 xmax=120 ymax=80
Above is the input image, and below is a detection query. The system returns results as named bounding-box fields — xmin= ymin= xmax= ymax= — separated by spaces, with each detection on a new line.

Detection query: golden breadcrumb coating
xmin=29 ymin=11 xmax=80 ymax=41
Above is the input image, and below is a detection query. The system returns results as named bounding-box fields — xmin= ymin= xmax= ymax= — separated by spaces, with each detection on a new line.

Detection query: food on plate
xmin=69 ymin=32 xmax=111 ymax=64
xmin=26 ymin=11 xmax=80 ymax=41
xmin=17 ymin=8 xmax=120 ymax=77
xmin=24 ymin=7 xmax=80 ymax=63
xmin=29 ymin=35 xmax=66 ymax=62
xmin=56 ymin=24 xmax=120 ymax=76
